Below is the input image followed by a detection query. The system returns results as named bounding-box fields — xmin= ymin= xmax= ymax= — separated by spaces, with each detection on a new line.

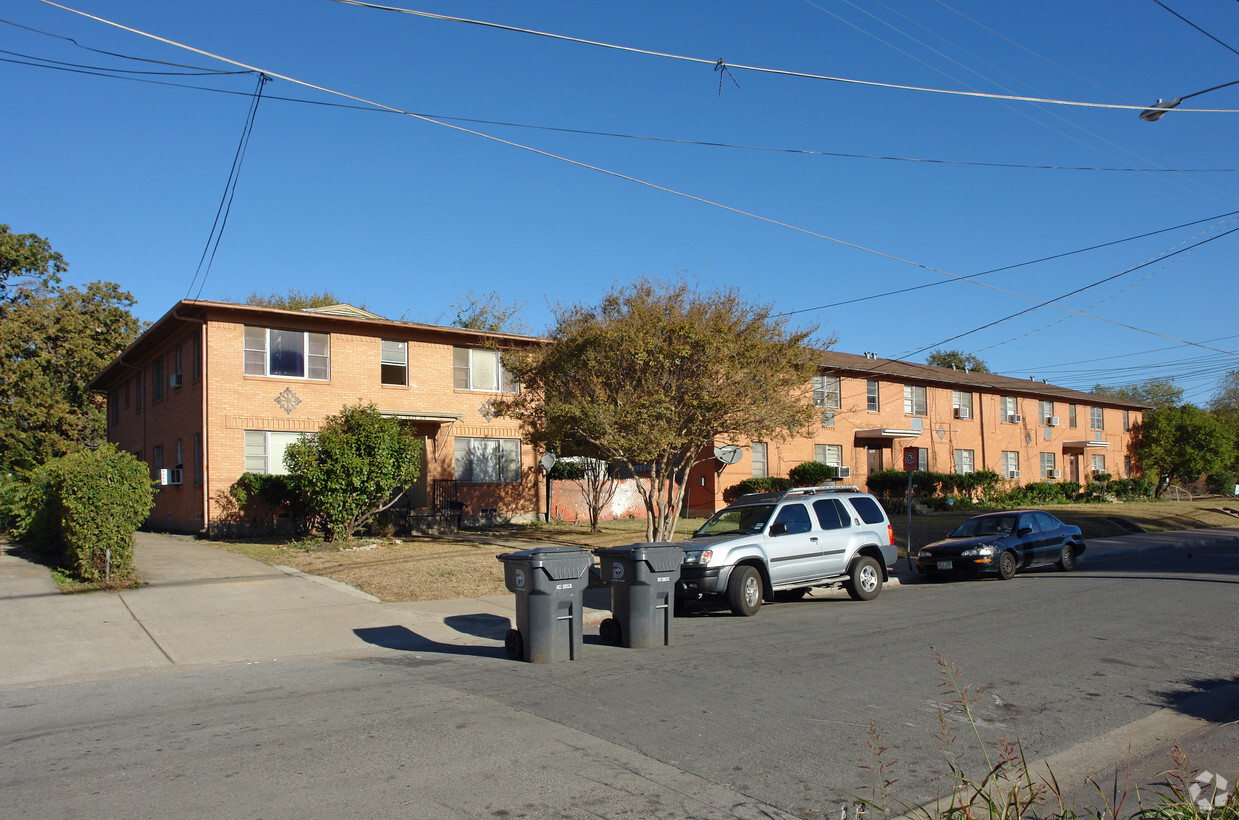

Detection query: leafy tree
xmin=0 ymin=224 xmax=67 ymax=309
xmin=0 ymin=274 xmax=141 ymax=474
xmin=788 ymin=461 xmax=835 ymax=486
xmin=926 ymin=349 xmax=989 ymax=373
xmin=1208 ymin=370 xmax=1239 ymax=473
xmin=1093 ymin=379 xmax=1183 ymax=410
xmin=1133 ymin=405 xmax=1233 ymax=494
xmin=245 ymin=289 xmax=351 ymax=311
xmin=550 ymin=457 xmax=617 ymax=532
xmin=449 ymin=290 xmax=527 ymax=334
xmin=283 ymin=402 xmax=423 ymax=541
xmin=493 ymin=277 xmax=820 ymax=542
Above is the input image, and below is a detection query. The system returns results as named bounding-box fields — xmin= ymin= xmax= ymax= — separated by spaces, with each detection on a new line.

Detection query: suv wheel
xmin=845 ymin=556 xmax=882 ymax=601
xmin=727 ymin=566 xmax=763 ymax=616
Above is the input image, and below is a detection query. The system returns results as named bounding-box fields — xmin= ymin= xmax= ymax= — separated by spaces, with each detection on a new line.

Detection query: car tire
xmin=1057 ymin=543 xmax=1078 ymax=572
xmin=923 ymin=571 xmax=950 ymax=583
xmin=774 ymin=587 xmax=809 ymax=603
xmin=997 ymin=550 xmax=1018 ymax=581
xmin=504 ymin=628 xmax=524 ymax=660
xmin=845 ymin=556 xmax=883 ymax=601
xmin=599 ymin=618 xmax=622 ymax=646
xmin=727 ymin=566 xmax=763 ymax=616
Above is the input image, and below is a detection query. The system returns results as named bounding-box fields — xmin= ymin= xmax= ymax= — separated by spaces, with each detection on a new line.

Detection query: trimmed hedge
xmin=19 ymin=445 xmax=154 ymax=583
xmin=726 ymin=477 xmax=793 ymax=500
xmin=788 ymin=461 xmax=835 ymax=486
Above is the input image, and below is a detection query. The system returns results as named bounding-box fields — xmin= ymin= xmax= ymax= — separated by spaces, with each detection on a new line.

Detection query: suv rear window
xmin=846 ymin=496 xmax=886 ymax=525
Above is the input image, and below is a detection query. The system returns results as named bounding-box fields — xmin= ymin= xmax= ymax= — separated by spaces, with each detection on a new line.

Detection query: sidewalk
xmin=4 ymin=525 xmax=1237 ymax=689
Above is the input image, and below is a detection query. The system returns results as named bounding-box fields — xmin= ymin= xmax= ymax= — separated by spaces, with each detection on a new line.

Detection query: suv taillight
xmin=888 ymin=524 xmax=895 ymax=544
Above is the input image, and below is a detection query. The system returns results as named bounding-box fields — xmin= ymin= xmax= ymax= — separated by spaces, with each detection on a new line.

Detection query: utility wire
xmin=327 ymin=0 xmax=1239 ymax=114
xmin=778 ymin=208 xmax=1239 ymax=318
xmin=0 ymin=15 xmax=243 ymax=72
xmin=186 ymin=73 xmax=270 ymax=300
xmin=35 ymin=0 xmax=1239 ymax=361
xmin=0 ymin=47 xmax=252 ymax=76
xmin=1152 ymin=1 xmax=1239 ymax=58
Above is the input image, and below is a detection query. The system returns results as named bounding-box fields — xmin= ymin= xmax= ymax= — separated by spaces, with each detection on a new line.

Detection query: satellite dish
xmin=714 ymin=445 xmax=743 ymax=465
xmin=539 ymin=453 xmax=557 ymax=472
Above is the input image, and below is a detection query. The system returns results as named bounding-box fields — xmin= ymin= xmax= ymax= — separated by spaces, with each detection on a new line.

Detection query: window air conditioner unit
xmin=1008 ymin=414 xmax=1022 ymax=423
xmin=1008 ymin=470 xmax=1020 ymax=480
xmin=954 ymin=407 xmax=970 ymax=420
xmin=169 ymin=373 xmax=183 ymax=389
xmin=1052 ymin=469 xmax=1062 ymax=479
xmin=1049 ymin=416 xmax=1060 ymax=427
xmin=159 ymin=468 xmax=183 ymax=486
xmin=835 ymin=466 xmax=852 ymax=478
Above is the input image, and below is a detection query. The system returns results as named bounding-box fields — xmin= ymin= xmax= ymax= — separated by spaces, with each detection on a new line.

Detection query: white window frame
xmin=1001 ymin=396 xmax=1018 ymax=421
xmin=1040 ymin=400 xmax=1054 ymax=426
xmin=903 ymin=384 xmax=927 ymax=416
xmin=454 ymin=437 xmax=521 ymax=483
xmin=813 ymin=374 xmax=841 ymax=410
xmin=751 ymin=442 xmax=768 ymax=479
xmin=814 ymin=443 xmax=843 ymax=467
xmin=381 ymin=339 xmax=408 ymax=386
xmin=453 ymin=347 xmax=517 ymax=393
xmin=1001 ymin=450 xmax=1019 ymax=476
xmin=244 ymin=327 xmax=330 ymax=380
xmin=1041 ymin=452 xmax=1056 ymax=479
xmin=867 ymin=380 xmax=880 ymax=412
xmin=952 ymin=391 xmax=973 ymax=419
xmin=954 ymin=449 xmax=974 ymax=474
xmin=1091 ymin=406 xmax=1105 ymax=431
xmin=244 ymin=431 xmax=306 ymax=475
xmin=1092 ymin=454 xmax=1106 ymax=474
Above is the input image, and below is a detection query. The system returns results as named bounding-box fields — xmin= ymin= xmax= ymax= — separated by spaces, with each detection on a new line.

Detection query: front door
xmin=867 ymin=446 xmax=885 ymax=474
xmin=765 ymin=502 xmax=823 ymax=584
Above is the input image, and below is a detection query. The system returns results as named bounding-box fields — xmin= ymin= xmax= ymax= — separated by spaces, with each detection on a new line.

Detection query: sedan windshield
xmin=694 ymin=504 xmax=776 ymax=537
xmin=951 ymin=515 xmax=1017 ymax=538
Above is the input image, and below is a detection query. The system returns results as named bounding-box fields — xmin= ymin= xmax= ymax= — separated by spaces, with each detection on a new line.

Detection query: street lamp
xmin=1140 ymin=79 xmax=1239 ymax=121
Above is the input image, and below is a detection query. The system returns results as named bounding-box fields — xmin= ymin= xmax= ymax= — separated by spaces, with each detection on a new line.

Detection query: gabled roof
xmin=810 ymin=349 xmax=1149 ymax=410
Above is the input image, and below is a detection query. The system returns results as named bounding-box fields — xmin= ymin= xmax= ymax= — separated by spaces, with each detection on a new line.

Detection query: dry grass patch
xmin=207 ymin=498 xmax=1238 ymax=602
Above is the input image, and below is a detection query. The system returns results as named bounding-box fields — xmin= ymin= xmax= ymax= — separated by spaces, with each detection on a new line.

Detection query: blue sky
xmin=5 ymin=0 xmax=1238 ymax=403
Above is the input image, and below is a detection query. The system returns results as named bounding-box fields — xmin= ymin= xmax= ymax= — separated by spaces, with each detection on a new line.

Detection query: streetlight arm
xmin=1140 ymin=79 xmax=1239 ymax=121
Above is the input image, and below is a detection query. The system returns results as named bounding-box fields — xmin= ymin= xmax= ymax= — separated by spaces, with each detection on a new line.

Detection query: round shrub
xmin=789 ymin=461 xmax=835 ymax=486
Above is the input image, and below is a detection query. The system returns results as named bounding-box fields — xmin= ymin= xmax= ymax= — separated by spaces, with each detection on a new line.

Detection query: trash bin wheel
xmin=599 ymin=618 xmax=622 ymax=646
xmin=504 ymin=628 xmax=524 ymax=660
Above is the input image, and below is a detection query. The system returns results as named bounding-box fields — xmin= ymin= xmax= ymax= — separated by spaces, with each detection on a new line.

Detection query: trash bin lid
xmin=594 ymin=542 xmax=685 ymax=573
xmin=497 ymin=546 xmax=592 ymax=580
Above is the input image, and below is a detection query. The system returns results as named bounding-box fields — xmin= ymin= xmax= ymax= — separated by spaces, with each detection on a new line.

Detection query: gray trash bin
xmin=497 ymin=547 xmax=592 ymax=663
xmin=592 ymin=543 xmax=683 ymax=648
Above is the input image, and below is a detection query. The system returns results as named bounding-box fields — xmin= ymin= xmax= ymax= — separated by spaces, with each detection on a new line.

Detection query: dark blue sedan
xmin=915 ymin=511 xmax=1085 ymax=581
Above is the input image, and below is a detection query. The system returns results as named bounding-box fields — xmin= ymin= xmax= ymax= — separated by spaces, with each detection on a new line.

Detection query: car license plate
xmin=936 ymin=561 xmax=953 ymax=571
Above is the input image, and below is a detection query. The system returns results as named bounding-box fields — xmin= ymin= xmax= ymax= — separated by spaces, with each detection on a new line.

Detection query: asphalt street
xmin=1 ymin=528 xmax=1237 ymax=818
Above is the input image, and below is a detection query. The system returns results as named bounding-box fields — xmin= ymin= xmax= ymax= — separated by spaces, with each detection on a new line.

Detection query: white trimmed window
xmin=814 ymin=443 xmax=843 ymax=467
xmin=954 ymin=449 xmax=974 ymax=474
xmin=903 ymin=385 xmax=927 ymax=416
xmin=1091 ymin=406 xmax=1105 ymax=431
xmin=1041 ymin=452 xmax=1056 ymax=479
xmin=1069 ymin=404 xmax=1078 ymax=428
xmin=244 ymin=431 xmax=305 ymax=475
xmin=244 ymin=327 xmax=330 ymax=380
xmin=1040 ymin=400 xmax=1054 ymax=426
xmin=1001 ymin=396 xmax=1019 ymax=422
xmin=453 ymin=347 xmax=517 ymax=393
xmin=1092 ymin=454 xmax=1106 ymax=475
xmin=952 ymin=391 xmax=973 ymax=420
xmin=751 ymin=442 xmax=768 ymax=479
xmin=867 ymin=380 xmax=880 ymax=412
xmin=454 ymin=437 xmax=521 ymax=483
xmin=813 ymin=374 xmax=841 ymax=409
xmin=1001 ymin=451 xmax=1019 ymax=478
xmin=381 ymin=340 xmax=408 ymax=386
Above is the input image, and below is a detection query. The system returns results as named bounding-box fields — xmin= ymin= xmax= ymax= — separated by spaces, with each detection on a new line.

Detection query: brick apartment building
xmin=89 ymin=300 xmax=1145 ymax=533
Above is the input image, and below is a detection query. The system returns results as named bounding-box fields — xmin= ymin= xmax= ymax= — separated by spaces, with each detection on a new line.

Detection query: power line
xmin=10 ymin=48 xmax=1239 ymax=174
xmin=34 ymin=0 xmax=1239 ymax=363
xmin=0 ymin=15 xmax=242 ymax=72
xmin=186 ymin=73 xmax=270 ymax=301
xmin=1152 ymin=0 xmax=1239 ymax=59
xmin=327 ymin=0 xmax=1239 ymax=114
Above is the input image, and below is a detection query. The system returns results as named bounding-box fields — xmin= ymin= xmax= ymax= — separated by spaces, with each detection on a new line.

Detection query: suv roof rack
xmin=732 ymin=483 xmax=862 ymax=505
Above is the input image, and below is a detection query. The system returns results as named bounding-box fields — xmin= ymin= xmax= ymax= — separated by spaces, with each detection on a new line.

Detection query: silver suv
xmin=677 ymin=485 xmax=897 ymax=616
